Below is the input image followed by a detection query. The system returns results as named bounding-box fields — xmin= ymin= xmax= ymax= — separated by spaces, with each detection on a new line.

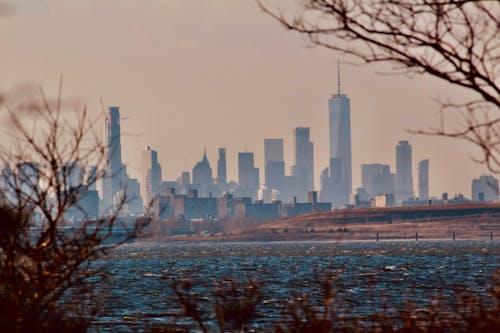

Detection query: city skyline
xmin=0 ymin=0 xmax=488 ymax=198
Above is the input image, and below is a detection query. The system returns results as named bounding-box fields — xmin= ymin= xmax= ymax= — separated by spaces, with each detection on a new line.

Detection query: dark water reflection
xmin=94 ymin=240 xmax=500 ymax=331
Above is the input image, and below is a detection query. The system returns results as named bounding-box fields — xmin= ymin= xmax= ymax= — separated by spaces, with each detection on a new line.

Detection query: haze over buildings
xmin=0 ymin=0 xmax=491 ymax=200
xmin=90 ymin=61 xmax=497 ymax=219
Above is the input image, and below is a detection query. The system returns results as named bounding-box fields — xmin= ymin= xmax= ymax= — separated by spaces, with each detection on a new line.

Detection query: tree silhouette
xmin=0 ymin=80 xmax=148 ymax=332
xmin=258 ymin=0 xmax=499 ymax=169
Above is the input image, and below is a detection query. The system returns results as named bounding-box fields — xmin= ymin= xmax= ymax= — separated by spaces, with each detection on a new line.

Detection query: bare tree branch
xmin=0 ymin=82 xmax=149 ymax=331
xmin=258 ymin=0 xmax=500 ymax=170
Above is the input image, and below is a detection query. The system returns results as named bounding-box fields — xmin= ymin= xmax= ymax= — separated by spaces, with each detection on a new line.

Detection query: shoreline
xmin=140 ymin=217 xmax=500 ymax=243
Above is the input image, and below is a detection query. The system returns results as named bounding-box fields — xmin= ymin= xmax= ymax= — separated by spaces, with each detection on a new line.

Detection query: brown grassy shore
xmin=162 ymin=203 xmax=500 ymax=242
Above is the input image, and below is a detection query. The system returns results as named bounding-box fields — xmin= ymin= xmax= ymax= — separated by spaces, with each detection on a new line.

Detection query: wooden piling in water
xmin=415 ymin=232 xmax=418 ymax=241
xmin=491 ymin=232 xmax=493 ymax=240
xmin=376 ymin=232 xmax=379 ymax=242
xmin=453 ymin=232 xmax=455 ymax=241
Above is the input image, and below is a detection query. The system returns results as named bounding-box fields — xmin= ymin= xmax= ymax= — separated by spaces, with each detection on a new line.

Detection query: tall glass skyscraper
xmin=237 ymin=151 xmax=259 ymax=200
xmin=361 ymin=163 xmax=394 ymax=198
xmin=103 ymin=106 xmax=125 ymax=213
xmin=395 ymin=140 xmax=414 ymax=203
xmin=216 ymin=148 xmax=227 ymax=187
xmin=327 ymin=63 xmax=352 ymax=206
xmin=418 ymin=159 xmax=429 ymax=201
xmin=141 ymin=146 xmax=162 ymax=209
xmin=293 ymin=127 xmax=314 ymax=202
xmin=264 ymin=138 xmax=285 ymax=192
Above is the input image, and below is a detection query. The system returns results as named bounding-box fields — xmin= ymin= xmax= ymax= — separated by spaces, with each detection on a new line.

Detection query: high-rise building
xmin=361 ymin=164 xmax=394 ymax=198
xmin=418 ymin=159 xmax=429 ymax=201
xmin=176 ymin=171 xmax=191 ymax=195
xmin=472 ymin=175 xmax=499 ymax=202
xmin=192 ymin=149 xmax=213 ymax=197
xmin=103 ymin=106 xmax=126 ymax=213
xmin=264 ymin=139 xmax=285 ymax=193
xmin=141 ymin=146 xmax=162 ymax=209
xmin=60 ymin=162 xmax=84 ymax=190
xmin=125 ymin=177 xmax=142 ymax=215
xmin=0 ymin=164 xmax=12 ymax=204
xmin=216 ymin=148 xmax=227 ymax=187
xmin=395 ymin=140 xmax=414 ymax=203
xmin=293 ymin=127 xmax=314 ymax=202
xmin=264 ymin=139 xmax=284 ymax=163
xmin=180 ymin=171 xmax=190 ymax=186
xmin=320 ymin=158 xmax=346 ymax=206
xmin=16 ymin=162 xmax=40 ymax=202
xmin=86 ymin=165 xmax=98 ymax=191
xmin=326 ymin=62 xmax=352 ymax=207
xmin=237 ymin=151 xmax=259 ymax=200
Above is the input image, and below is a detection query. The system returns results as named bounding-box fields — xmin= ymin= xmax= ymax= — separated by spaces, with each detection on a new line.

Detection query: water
xmin=94 ymin=240 xmax=500 ymax=331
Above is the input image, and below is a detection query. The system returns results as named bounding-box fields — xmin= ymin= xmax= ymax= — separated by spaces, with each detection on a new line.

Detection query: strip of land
xmin=156 ymin=203 xmax=500 ymax=242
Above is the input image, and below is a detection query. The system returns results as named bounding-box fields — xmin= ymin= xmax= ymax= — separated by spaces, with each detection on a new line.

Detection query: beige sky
xmin=0 ymin=0 xmax=490 ymax=198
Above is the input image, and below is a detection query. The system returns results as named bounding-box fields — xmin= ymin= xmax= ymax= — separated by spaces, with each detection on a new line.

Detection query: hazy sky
xmin=0 ymin=0 xmax=490 ymax=198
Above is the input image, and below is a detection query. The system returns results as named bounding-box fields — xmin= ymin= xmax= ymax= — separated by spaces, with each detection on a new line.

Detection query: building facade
xmin=472 ymin=175 xmax=499 ymax=202
xmin=293 ymin=127 xmax=314 ymax=202
xmin=395 ymin=140 xmax=414 ymax=204
xmin=216 ymin=148 xmax=227 ymax=189
xmin=418 ymin=159 xmax=429 ymax=201
xmin=141 ymin=146 xmax=162 ymax=210
xmin=237 ymin=151 xmax=259 ymax=200
xmin=192 ymin=150 xmax=213 ymax=198
xmin=264 ymin=138 xmax=285 ymax=199
xmin=361 ymin=163 xmax=394 ymax=198
xmin=103 ymin=106 xmax=126 ymax=212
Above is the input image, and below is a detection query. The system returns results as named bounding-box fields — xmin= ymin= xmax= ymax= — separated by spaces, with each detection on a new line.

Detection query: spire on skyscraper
xmin=202 ymin=148 xmax=208 ymax=163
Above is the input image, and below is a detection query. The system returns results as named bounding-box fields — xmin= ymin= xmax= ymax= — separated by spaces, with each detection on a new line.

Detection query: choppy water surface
xmin=96 ymin=240 xmax=500 ymax=331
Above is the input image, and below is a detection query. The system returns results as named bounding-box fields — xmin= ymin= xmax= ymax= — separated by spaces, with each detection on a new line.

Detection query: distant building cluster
xmin=2 ymin=66 xmax=499 ymax=223
xmin=156 ymin=189 xmax=330 ymax=221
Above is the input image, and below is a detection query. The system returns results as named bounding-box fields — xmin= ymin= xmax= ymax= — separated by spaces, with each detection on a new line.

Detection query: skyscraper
xmin=264 ymin=139 xmax=284 ymax=163
xmin=103 ymin=106 xmax=125 ymax=213
xmin=125 ymin=177 xmax=142 ymax=215
xmin=216 ymin=148 xmax=227 ymax=187
xmin=418 ymin=159 xmax=429 ymax=201
xmin=472 ymin=175 xmax=499 ymax=202
xmin=237 ymin=151 xmax=259 ymax=200
xmin=264 ymin=139 xmax=285 ymax=193
xmin=395 ymin=140 xmax=414 ymax=203
xmin=16 ymin=162 xmax=40 ymax=203
xmin=141 ymin=146 xmax=162 ymax=209
xmin=293 ymin=127 xmax=314 ymax=202
xmin=178 ymin=171 xmax=191 ymax=195
xmin=192 ymin=149 xmax=213 ymax=197
xmin=60 ymin=162 xmax=84 ymax=190
xmin=361 ymin=164 xmax=394 ymax=198
xmin=326 ymin=62 xmax=352 ymax=207
xmin=86 ymin=165 xmax=98 ymax=191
